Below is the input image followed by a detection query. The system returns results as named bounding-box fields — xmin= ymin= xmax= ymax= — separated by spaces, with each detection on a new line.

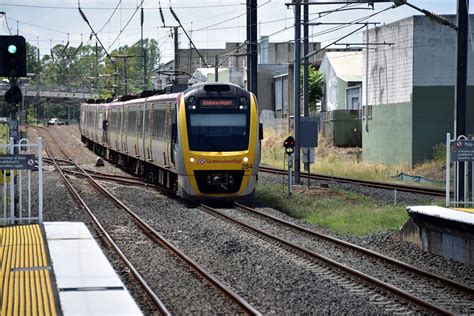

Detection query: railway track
xmin=199 ymin=203 xmax=474 ymax=315
xmin=259 ymin=166 xmax=446 ymax=197
xmin=35 ymin=126 xmax=261 ymax=315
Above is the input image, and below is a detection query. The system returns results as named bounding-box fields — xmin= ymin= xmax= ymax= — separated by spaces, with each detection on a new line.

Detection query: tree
xmin=300 ymin=65 xmax=324 ymax=113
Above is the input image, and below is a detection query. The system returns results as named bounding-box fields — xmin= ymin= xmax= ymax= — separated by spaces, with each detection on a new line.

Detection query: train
xmin=80 ymin=82 xmax=262 ymax=201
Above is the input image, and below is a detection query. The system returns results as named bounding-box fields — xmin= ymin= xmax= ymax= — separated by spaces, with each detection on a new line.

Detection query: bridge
xmin=0 ymin=83 xmax=99 ymax=100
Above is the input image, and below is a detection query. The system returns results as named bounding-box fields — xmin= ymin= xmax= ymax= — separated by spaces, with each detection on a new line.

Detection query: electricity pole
xmin=246 ymin=0 xmax=258 ymax=95
xmin=454 ymin=0 xmax=469 ymax=201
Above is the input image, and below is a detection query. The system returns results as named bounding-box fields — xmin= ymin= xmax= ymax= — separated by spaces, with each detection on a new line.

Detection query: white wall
xmin=364 ymin=17 xmax=414 ymax=106
xmin=320 ymin=56 xmax=339 ymax=111
xmin=413 ymin=15 xmax=474 ymax=86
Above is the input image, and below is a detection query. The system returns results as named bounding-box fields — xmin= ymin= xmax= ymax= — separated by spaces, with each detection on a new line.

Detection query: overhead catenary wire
xmin=97 ymin=0 xmax=122 ymax=34
xmin=107 ymin=0 xmax=144 ymax=51
xmin=169 ymin=5 xmax=209 ymax=68
xmin=1 ymin=12 xmax=13 ymax=35
xmin=41 ymin=41 xmax=70 ymax=81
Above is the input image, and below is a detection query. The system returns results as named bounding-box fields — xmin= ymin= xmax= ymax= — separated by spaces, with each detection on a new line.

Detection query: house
xmin=319 ymin=51 xmax=363 ymax=146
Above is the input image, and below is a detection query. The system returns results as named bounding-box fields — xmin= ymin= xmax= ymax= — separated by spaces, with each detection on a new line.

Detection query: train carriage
xmin=80 ymin=82 xmax=261 ymax=201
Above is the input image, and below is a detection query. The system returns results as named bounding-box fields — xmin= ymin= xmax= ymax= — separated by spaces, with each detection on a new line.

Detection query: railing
xmin=0 ymin=138 xmax=43 ymax=225
xmin=446 ymin=133 xmax=474 ymax=208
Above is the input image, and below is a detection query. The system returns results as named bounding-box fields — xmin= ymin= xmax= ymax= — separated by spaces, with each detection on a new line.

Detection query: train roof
xmin=81 ymin=82 xmax=249 ymax=108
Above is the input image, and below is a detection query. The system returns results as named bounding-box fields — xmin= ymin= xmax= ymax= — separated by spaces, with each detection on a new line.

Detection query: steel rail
xmin=61 ymin=169 xmax=150 ymax=187
xmin=259 ymin=166 xmax=445 ymax=196
xmin=40 ymin=127 xmax=261 ymax=315
xmin=234 ymin=202 xmax=474 ymax=295
xmin=200 ymin=204 xmax=454 ymax=315
xmin=38 ymin=130 xmax=172 ymax=316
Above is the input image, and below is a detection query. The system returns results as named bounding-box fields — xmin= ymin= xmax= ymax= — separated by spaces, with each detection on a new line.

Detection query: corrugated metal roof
xmin=324 ymin=51 xmax=362 ymax=82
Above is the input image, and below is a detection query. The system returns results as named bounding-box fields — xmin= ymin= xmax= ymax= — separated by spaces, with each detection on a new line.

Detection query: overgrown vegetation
xmin=255 ymin=184 xmax=442 ymax=236
xmin=261 ymin=127 xmax=447 ymax=185
xmin=255 ymin=184 xmax=406 ymax=235
xmin=258 ymin=127 xmax=448 ymax=235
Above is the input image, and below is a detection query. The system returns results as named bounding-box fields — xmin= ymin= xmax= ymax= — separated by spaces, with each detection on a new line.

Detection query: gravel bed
xmin=24 ymin=125 xmax=472 ymax=314
xmin=73 ymin=178 xmax=243 ymax=314
xmin=214 ymin=206 xmax=472 ymax=313
xmin=257 ymin=172 xmax=474 ymax=287
xmin=105 ymin=183 xmax=405 ymax=314
xmin=258 ymin=171 xmax=439 ymax=205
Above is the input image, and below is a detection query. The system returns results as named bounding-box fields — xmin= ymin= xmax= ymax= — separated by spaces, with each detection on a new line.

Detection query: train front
xmin=175 ymin=83 xmax=261 ymax=201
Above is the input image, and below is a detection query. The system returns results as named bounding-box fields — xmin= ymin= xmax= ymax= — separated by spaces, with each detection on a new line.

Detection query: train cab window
xmin=188 ymin=113 xmax=248 ymax=151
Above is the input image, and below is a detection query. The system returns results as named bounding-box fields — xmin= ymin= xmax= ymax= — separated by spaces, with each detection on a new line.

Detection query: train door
xmin=145 ymin=102 xmax=154 ymax=162
xmin=119 ymin=105 xmax=124 ymax=152
xmin=135 ymin=105 xmax=144 ymax=157
xmin=169 ymin=101 xmax=177 ymax=166
xmin=123 ymin=106 xmax=129 ymax=154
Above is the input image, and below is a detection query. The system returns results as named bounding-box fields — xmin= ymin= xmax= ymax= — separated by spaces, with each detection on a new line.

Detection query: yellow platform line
xmin=0 ymin=224 xmax=59 ymax=316
xmin=453 ymin=208 xmax=474 ymax=214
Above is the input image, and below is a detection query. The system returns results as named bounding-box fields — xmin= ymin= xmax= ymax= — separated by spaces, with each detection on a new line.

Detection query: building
xmin=363 ymin=15 xmax=474 ymax=166
xmin=319 ymin=51 xmax=362 ymax=146
xmin=152 ymin=38 xmax=321 ymax=113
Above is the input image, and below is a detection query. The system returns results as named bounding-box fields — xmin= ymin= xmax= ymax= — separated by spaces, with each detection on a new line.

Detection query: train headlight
xmin=243 ymin=156 xmax=249 ymax=163
xmin=189 ymin=157 xmax=195 ymax=163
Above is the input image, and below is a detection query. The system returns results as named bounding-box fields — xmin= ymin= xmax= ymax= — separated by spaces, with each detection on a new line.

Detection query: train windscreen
xmin=188 ymin=113 xmax=248 ymax=151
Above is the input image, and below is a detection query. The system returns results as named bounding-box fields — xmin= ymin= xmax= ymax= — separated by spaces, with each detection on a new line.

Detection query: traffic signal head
xmin=283 ymin=136 xmax=295 ymax=155
xmin=0 ymin=36 xmax=27 ymax=78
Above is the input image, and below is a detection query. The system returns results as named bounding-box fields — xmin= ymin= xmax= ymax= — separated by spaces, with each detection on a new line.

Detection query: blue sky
xmin=0 ymin=0 xmax=472 ymax=63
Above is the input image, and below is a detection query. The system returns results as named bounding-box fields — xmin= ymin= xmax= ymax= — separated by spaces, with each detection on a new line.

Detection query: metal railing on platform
xmin=0 ymin=137 xmax=43 ymax=225
xmin=446 ymin=133 xmax=474 ymax=208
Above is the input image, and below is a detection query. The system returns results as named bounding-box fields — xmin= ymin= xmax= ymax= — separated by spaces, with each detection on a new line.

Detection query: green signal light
xmin=7 ymin=45 xmax=17 ymax=54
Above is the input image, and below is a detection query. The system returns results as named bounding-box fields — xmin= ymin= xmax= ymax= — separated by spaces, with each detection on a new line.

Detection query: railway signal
xmin=0 ymin=35 xmax=27 ymax=78
xmin=284 ymin=136 xmax=295 ymax=196
xmin=284 ymin=136 xmax=295 ymax=155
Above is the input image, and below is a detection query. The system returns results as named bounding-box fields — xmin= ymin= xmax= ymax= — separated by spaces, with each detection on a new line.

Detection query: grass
xmin=258 ymin=126 xmax=446 ymax=235
xmin=254 ymin=183 xmax=443 ymax=236
xmin=261 ymin=127 xmax=447 ymax=186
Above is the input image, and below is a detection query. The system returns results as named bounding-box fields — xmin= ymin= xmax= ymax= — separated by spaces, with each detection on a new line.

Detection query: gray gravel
xmin=26 ymin=125 xmax=473 ymax=314
xmin=105 ymin=183 xmax=397 ymax=314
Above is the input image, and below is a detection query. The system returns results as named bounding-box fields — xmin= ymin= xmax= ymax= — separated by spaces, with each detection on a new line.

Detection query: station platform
xmin=0 ymin=222 xmax=142 ymax=315
xmin=400 ymin=206 xmax=473 ymax=265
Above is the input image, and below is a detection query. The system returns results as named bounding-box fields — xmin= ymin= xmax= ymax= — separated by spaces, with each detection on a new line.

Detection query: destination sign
xmin=200 ymin=99 xmax=235 ymax=107
xmin=451 ymin=140 xmax=474 ymax=161
xmin=0 ymin=154 xmax=36 ymax=170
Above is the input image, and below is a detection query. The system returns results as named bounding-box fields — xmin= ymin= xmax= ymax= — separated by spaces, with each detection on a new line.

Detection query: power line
xmin=106 ymin=0 xmax=144 ymax=51
xmin=97 ymin=0 xmax=122 ymax=34
xmin=0 ymin=3 xmax=244 ymax=10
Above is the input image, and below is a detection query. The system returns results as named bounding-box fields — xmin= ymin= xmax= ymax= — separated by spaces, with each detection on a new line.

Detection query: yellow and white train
xmin=80 ymin=83 xmax=262 ymax=201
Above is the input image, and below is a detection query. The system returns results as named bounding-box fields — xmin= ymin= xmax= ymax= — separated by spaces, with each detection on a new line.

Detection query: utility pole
xmin=174 ymin=27 xmax=180 ymax=75
xmin=246 ymin=0 xmax=258 ymax=95
xmin=215 ymin=55 xmax=219 ymax=82
xmin=95 ymin=41 xmax=98 ymax=91
xmin=294 ymin=0 xmax=302 ymax=184
xmin=111 ymin=58 xmax=118 ymax=98
xmin=303 ymin=0 xmax=310 ymax=173
xmin=123 ymin=57 xmax=128 ymax=95
xmin=454 ymin=0 xmax=469 ymax=201
xmin=141 ymin=7 xmax=147 ymax=90
xmin=303 ymin=1 xmax=309 ymax=117
xmin=36 ymin=46 xmax=40 ymax=125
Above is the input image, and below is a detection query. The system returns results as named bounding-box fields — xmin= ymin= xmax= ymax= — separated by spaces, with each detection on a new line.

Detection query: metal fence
xmin=0 ymin=137 xmax=43 ymax=225
xmin=445 ymin=133 xmax=474 ymax=208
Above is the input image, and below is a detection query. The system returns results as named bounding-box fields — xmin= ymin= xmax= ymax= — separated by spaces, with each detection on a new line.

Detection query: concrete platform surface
xmin=407 ymin=205 xmax=474 ymax=226
xmin=44 ymin=222 xmax=142 ymax=316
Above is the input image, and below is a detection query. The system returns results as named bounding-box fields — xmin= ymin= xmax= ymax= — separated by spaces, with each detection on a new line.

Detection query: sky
xmin=0 ymin=0 xmax=472 ymax=65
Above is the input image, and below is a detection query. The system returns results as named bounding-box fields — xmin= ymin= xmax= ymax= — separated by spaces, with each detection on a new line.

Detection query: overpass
xmin=0 ymin=83 xmax=99 ymax=100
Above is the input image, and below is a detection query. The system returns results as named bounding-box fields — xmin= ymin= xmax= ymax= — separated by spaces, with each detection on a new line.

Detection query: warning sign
xmin=0 ymin=155 xmax=36 ymax=170
xmin=451 ymin=140 xmax=474 ymax=161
